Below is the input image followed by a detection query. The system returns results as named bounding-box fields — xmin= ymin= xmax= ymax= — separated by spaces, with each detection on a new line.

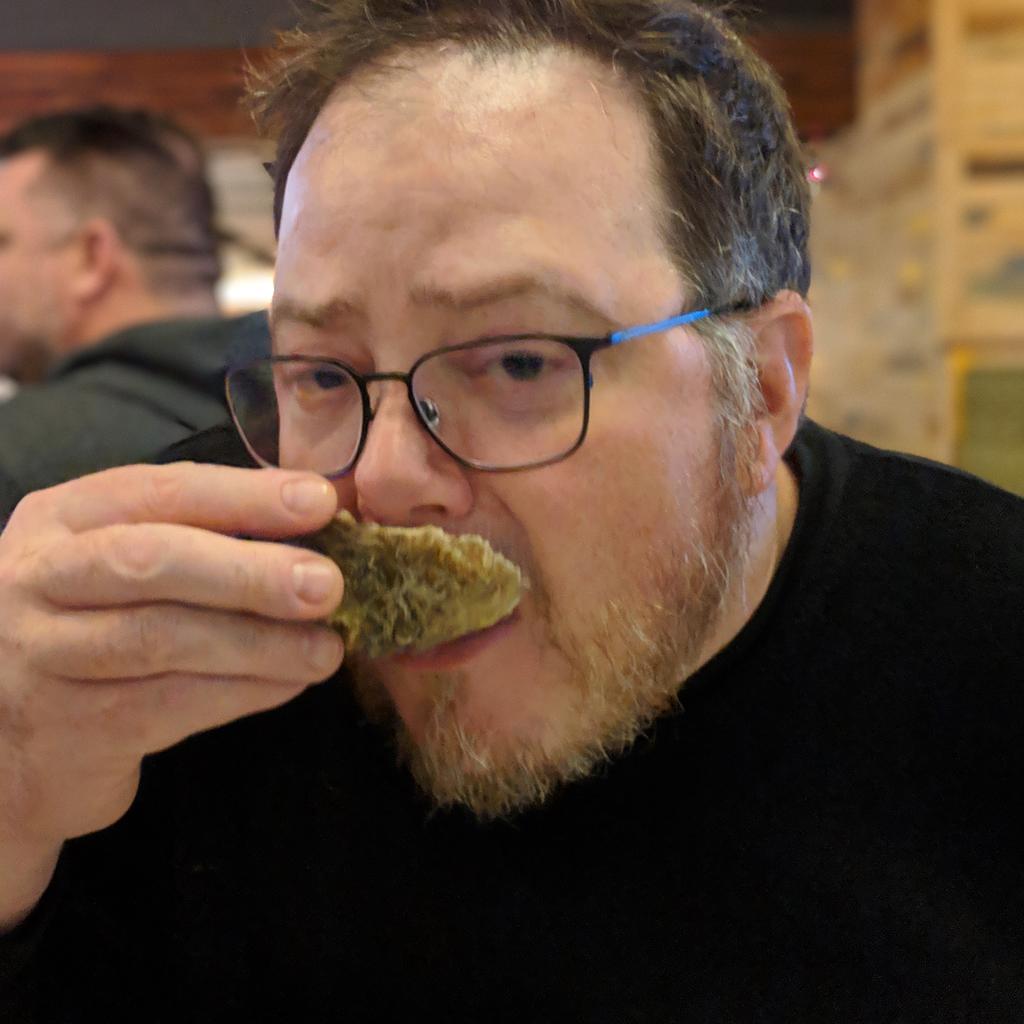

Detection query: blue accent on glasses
xmin=609 ymin=308 xmax=713 ymax=345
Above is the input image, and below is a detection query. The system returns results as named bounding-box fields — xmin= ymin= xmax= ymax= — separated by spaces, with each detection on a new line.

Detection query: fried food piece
xmin=303 ymin=511 xmax=525 ymax=658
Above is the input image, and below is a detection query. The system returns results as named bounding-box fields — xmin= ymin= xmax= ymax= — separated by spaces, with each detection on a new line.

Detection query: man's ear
xmin=67 ymin=218 xmax=122 ymax=305
xmin=744 ymin=289 xmax=813 ymax=496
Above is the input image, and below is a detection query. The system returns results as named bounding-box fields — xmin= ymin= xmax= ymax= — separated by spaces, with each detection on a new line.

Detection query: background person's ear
xmin=743 ymin=290 xmax=814 ymax=496
xmin=67 ymin=218 xmax=123 ymax=306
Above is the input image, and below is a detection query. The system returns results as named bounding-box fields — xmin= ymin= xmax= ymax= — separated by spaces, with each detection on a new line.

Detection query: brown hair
xmin=0 ymin=105 xmax=221 ymax=296
xmin=249 ymin=0 xmax=811 ymax=312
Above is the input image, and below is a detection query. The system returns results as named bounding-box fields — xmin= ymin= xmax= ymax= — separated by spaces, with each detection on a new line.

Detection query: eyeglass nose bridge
xmin=359 ymin=367 xmax=449 ymax=473
xmin=362 ymin=368 xmax=442 ymax=433
xmin=362 ymin=370 xmax=415 ymax=421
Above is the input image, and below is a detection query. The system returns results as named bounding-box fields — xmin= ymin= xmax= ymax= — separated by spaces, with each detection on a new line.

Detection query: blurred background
xmin=1 ymin=0 xmax=1022 ymax=493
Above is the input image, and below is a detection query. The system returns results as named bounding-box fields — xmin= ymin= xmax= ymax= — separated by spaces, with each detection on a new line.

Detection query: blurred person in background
xmin=0 ymin=106 xmax=269 ymax=517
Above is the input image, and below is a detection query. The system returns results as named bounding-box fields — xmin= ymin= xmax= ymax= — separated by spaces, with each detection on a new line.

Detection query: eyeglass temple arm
xmin=609 ymin=308 xmax=713 ymax=346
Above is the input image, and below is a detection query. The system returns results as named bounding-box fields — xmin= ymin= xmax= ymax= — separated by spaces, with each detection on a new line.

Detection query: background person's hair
xmin=0 ymin=105 xmax=221 ymax=296
xmin=249 ymin=0 xmax=812 ymax=482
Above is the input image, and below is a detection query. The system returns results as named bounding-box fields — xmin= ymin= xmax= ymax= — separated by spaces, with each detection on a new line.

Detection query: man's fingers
xmin=33 ymin=523 xmax=343 ymax=620
xmin=34 ymin=606 xmax=345 ymax=683
xmin=9 ymin=462 xmax=337 ymax=538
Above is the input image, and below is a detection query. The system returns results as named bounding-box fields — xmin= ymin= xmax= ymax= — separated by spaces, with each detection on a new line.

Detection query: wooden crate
xmin=808 ymin=0 xmax=1024 ymax=472
xmin=955 ymin=356 xmax=1024 ymax=496
xmin=858 ymin=0 xmax=931 ymax=109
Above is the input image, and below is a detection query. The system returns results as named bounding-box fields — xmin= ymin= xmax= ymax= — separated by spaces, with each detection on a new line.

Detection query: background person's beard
xmin=0 ymin=325 xmax=55 ymax=384
xmin=349 ymin=447 xmax=755 ymax=821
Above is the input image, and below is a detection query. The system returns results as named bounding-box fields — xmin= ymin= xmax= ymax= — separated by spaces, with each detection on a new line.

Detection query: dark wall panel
xmin=0 ymin=50 xmax=258 ymax=137
xmin=0 ymin=31 xmax=855 ymax=141
xmin=2 ymin=0 xmax=298 ymax=51
xmin=2 ymin=0 xmax=852 ymax=52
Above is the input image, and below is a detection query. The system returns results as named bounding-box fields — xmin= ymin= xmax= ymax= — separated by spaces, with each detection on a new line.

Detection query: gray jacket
xmin=0 ymin=312 xmax=269 ymax=519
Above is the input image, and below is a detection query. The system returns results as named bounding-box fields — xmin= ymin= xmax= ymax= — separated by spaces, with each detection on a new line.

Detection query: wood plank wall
xmin=0 ymin=50 xmax=258 ymax=139
xmin=0 ymin=31 xmax=855 ymax=141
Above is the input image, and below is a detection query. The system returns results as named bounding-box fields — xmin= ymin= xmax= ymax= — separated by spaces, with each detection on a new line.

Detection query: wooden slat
xmin=749 ymin=30 xmax=857 ymax=137
xmin=857 ymin=0 xmax=930 ymax=108
xmin=0 ymin=31 xmax=856 ymax=142
xmin=0 ymin=49 xmax=258 ymax=139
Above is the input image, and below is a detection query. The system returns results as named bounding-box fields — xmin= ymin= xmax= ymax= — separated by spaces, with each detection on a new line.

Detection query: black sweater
xmin=3 ymin=421 xmax=1023 ymax=1022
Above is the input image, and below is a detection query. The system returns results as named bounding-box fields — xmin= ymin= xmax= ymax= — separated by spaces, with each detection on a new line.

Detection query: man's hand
xmin=0 ymin=463 xmax=344 ymax=929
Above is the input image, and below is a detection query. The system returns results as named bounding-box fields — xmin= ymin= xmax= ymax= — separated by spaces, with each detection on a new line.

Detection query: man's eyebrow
xmin=408 ymin=275 xmax=613 ymax=324
xmin=271 ymin=276 xmax=614 ymax=331
xmin=270 ymin=296 xmax=362 ymax=331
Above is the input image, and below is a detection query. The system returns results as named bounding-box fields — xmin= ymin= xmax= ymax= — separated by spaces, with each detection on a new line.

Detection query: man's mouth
xmin=389 ymin=610 xmax=521 ymax=671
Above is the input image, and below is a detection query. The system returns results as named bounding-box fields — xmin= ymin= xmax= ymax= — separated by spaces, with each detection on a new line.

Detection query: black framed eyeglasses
xmin=226 ymin=307 xmax=728 ymax=477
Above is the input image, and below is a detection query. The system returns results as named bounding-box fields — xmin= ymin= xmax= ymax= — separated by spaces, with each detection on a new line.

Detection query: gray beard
xmin=349 ymin=448 xmax=755 ymax=821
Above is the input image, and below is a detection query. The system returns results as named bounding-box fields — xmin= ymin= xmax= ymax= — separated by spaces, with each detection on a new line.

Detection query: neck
xmin=61 ymin=289 xmax=220 ymax=354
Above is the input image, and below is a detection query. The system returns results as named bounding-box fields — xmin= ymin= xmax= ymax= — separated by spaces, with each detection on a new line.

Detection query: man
xmin=1 ymin=2 xmax=1022 ymax=1021
xmin=0 ymin=106 xmax=269 ymax=516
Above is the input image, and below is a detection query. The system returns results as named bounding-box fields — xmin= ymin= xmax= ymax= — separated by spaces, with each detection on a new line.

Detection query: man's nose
xmin=351 ymin=381 xmax=473 ymax=525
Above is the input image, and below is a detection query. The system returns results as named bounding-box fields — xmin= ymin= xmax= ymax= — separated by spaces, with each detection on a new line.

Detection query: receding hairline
xmin=260 ymin=26 xmax=682 ymax=234
xmin=282 ymin=39 xmax=675 ymax=252
xmin=296 ymin=39 xmax=649 ymax=152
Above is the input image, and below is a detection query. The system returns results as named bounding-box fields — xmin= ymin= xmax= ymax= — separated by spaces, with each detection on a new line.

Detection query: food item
xmin=302 ymin=511 xmax=525 ymax=658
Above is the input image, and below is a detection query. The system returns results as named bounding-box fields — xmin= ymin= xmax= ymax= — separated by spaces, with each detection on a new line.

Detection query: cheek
xmin=505 ymin=381 xmax=720 ymax=616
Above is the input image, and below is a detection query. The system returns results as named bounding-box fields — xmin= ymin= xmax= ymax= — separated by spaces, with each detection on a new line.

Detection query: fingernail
xmin=282 ymin=478 xmax=333 ymax=516
xmin=308 ymin=631 xmax=344 ymax=673
xmin=293 ymin=561 xmax=340 ymax=605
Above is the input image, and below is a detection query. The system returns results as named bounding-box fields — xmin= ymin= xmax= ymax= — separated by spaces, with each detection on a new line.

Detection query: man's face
xmin=0 ymin=151 xmax=74 ymax=380
xmin=274 ymin=47 xmax=756 ymax=817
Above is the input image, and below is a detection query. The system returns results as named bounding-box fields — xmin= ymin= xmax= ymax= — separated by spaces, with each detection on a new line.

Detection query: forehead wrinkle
xmin=270 ymin=294 xmax=364 ymax=332
xmin=407 ymin=273 xmax=616 ymax=327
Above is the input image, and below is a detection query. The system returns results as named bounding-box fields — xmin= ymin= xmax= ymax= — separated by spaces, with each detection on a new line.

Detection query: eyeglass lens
xmin=227 ymin=337 xmax=589 ymax=475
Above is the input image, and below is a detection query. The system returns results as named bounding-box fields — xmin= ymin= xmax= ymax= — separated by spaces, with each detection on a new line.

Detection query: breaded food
xmin=303 ymin=511 xmax=524 ymax=658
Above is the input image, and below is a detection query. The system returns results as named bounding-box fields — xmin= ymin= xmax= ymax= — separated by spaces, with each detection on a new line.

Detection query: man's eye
xmin=310 ymin=367 xmax=349 ymax=390
xmin=499 ymin=351 xmax=546 ymax=382
xmin=278 ymin=363 xmax=355 ymax=403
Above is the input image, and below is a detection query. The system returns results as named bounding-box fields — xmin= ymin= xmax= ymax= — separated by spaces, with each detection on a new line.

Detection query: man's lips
xmin=389 ymin=610 xmax=521 ymax=671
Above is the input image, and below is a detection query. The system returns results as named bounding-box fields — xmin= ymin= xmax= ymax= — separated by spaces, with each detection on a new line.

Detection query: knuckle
xmin=227 ymin=552 xmax=265 ymax=611
xmin=6 ymin=488 xmax=53 ymax=529
xmin=64 ymin=622 xmax=118 ymax=678
xmin=106 ymin=525 xmax=169 ymax=582
xmin=89 ymin=608 xmax=177 ymax=679
xmin=25 ymin=625 xmax=73 ymax=678
xmin=0 ymin=546 xmax=27 ymax=602
xmin=231 ymin=617 xmax=310 ymax=679
xmin=238 ymin=615 xmax=276 ymax=663
xmin=127 ymin=608 xmax=175 ymax=675
xmin=25 ymin=537 xmax=78 ymax=605
xmin=135 ymin=464 xmax=192 ymax=521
